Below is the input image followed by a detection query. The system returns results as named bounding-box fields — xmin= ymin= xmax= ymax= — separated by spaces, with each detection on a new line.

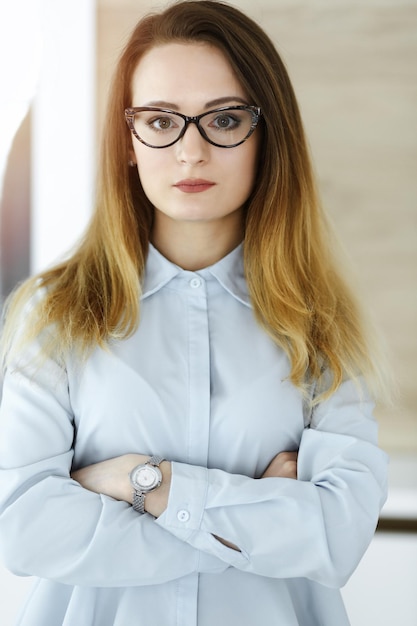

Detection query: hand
xmin=261 ymin=451 xmax=298 ymax=480
xmin=71 ymin=454 xmax=172 ymax=517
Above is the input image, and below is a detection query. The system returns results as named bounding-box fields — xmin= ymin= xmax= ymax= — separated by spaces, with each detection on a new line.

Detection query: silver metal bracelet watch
xmin=129 ymin=455 xmax=165 ymax=514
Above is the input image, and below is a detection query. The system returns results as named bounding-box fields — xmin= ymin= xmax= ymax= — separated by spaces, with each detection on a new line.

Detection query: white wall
xmin=342 ymin=533 xmax=417 ymax=625
xmin=0 ymin=1 xmax=41 ymax=200
xmin=31 ymin=0 xmax=96 ymax=273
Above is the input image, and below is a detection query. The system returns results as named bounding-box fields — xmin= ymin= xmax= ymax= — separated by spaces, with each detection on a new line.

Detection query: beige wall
xmin=97 ymin=0 xmax=417 ymax=453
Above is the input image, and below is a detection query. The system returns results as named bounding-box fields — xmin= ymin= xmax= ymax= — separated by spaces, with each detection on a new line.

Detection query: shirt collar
xmin=202 ymin=243 xmax=251 ymax=307
xmin=141 ymin=243 xmax=251 ymax=307
xmin=141 ymin=244 xmax=182 ymax=298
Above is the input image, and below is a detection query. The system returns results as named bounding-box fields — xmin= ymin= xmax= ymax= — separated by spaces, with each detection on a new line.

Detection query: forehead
xmin=130 ymin=42 xmax=246 ymax=107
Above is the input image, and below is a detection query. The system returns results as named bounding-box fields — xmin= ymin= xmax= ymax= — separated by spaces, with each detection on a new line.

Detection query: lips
xmin=173 ymin=179 xmax=216 ymax=193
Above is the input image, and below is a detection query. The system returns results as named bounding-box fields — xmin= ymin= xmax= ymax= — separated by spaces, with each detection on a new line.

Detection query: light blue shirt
xmin=0 ymin=244 xmax=388 ymax=626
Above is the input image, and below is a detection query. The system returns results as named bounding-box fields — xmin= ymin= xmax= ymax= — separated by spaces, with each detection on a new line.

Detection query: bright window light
xmin=0 ymin=0 xmax=42 ymax=195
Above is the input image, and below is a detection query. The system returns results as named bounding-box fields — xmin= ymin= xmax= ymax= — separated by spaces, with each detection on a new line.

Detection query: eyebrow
xmin=141 ymin=96 xmax=249 ymax=110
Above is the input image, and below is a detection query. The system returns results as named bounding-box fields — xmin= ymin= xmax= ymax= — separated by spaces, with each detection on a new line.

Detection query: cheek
xmin=135 ymin=148 xmax=166 ymax=192
xmin=133 ymin=140 xmax=161 ymax=168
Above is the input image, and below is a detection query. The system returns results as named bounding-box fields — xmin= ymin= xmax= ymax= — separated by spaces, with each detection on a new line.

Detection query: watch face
xmin=131 ymin=465 xmax=162 ymax=492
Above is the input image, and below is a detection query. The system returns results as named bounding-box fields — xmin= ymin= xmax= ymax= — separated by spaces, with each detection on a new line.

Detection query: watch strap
xmin=147 ymin=454 xmax=165 ymax=467
xmin=132 ymin=490 xmax=146 ymax=514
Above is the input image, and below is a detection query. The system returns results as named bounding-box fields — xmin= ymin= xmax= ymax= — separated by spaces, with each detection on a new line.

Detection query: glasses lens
xmin=200 ymin=108 xmax=255 ymax=146
xmin=132 ymin=110 xmax=185 ymax=147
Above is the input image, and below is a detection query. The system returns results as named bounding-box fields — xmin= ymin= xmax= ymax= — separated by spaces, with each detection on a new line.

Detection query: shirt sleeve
xmin=0 ymin=340 xmax=228 ymax=587
xmin=156 ymin=378 xmax=388 ymax=588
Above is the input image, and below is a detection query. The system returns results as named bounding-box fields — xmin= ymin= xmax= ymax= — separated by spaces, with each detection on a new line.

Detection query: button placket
xmin=186 ymin=272 xmax=210 ymax=468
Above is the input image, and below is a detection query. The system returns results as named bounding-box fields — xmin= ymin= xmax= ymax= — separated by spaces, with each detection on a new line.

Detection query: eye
xmin=209 ymin=113 xmax=241 ymax=131
xmin=147 ymin=115 xmax=178 ymax=132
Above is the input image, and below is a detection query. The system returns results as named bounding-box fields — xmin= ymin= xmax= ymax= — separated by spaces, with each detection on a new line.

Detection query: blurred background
xmin=0 ymin=0 xmax=416 ymax=624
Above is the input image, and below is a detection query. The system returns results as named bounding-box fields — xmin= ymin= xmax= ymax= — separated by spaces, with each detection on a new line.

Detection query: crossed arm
xmin=71 ymin=451 xmax=298 ymax=519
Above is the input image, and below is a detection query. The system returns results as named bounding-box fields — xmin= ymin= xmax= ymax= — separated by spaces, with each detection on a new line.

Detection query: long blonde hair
xmin=1 ymin=0 xmax=386 ymax=399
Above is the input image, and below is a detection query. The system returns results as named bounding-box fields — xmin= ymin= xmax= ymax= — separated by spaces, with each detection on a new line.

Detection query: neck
xmin=151 ymin=215 xmax=244 ymax=271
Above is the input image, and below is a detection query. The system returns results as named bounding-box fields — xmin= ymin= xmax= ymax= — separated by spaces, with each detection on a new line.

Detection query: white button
xmin=177 ymin=509 xmax=190 ymax=522
xmin=189 ymin=278 xmax=201 ymax=289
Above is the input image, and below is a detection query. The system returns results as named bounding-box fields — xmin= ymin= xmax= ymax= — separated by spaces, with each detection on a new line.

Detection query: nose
xmin=175 ymin=120 xmax=209 ymax=164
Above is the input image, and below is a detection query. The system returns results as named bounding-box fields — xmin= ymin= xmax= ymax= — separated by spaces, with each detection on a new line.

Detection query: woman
xmin=0 ymin=2 xmax=388 ymax=625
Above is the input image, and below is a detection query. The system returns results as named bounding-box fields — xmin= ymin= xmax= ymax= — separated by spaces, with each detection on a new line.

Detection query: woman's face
xmin=129 ymin=42 xmax=259 ymax=236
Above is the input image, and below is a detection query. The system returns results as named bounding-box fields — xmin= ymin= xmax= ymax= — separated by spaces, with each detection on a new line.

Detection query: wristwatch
xmin=129 ymin=455 xmax=165 ymax=514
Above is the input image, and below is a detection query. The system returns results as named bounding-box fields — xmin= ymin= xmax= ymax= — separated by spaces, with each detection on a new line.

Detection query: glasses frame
xmin=124 ymin=105 xmax=262 ymax=149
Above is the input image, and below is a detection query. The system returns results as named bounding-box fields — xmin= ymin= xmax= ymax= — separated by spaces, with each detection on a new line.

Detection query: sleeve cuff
xmin=155 ymin=462 xmax=250 ymax=569
xmin=156 ymin=461 xmax=209 ymax=539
